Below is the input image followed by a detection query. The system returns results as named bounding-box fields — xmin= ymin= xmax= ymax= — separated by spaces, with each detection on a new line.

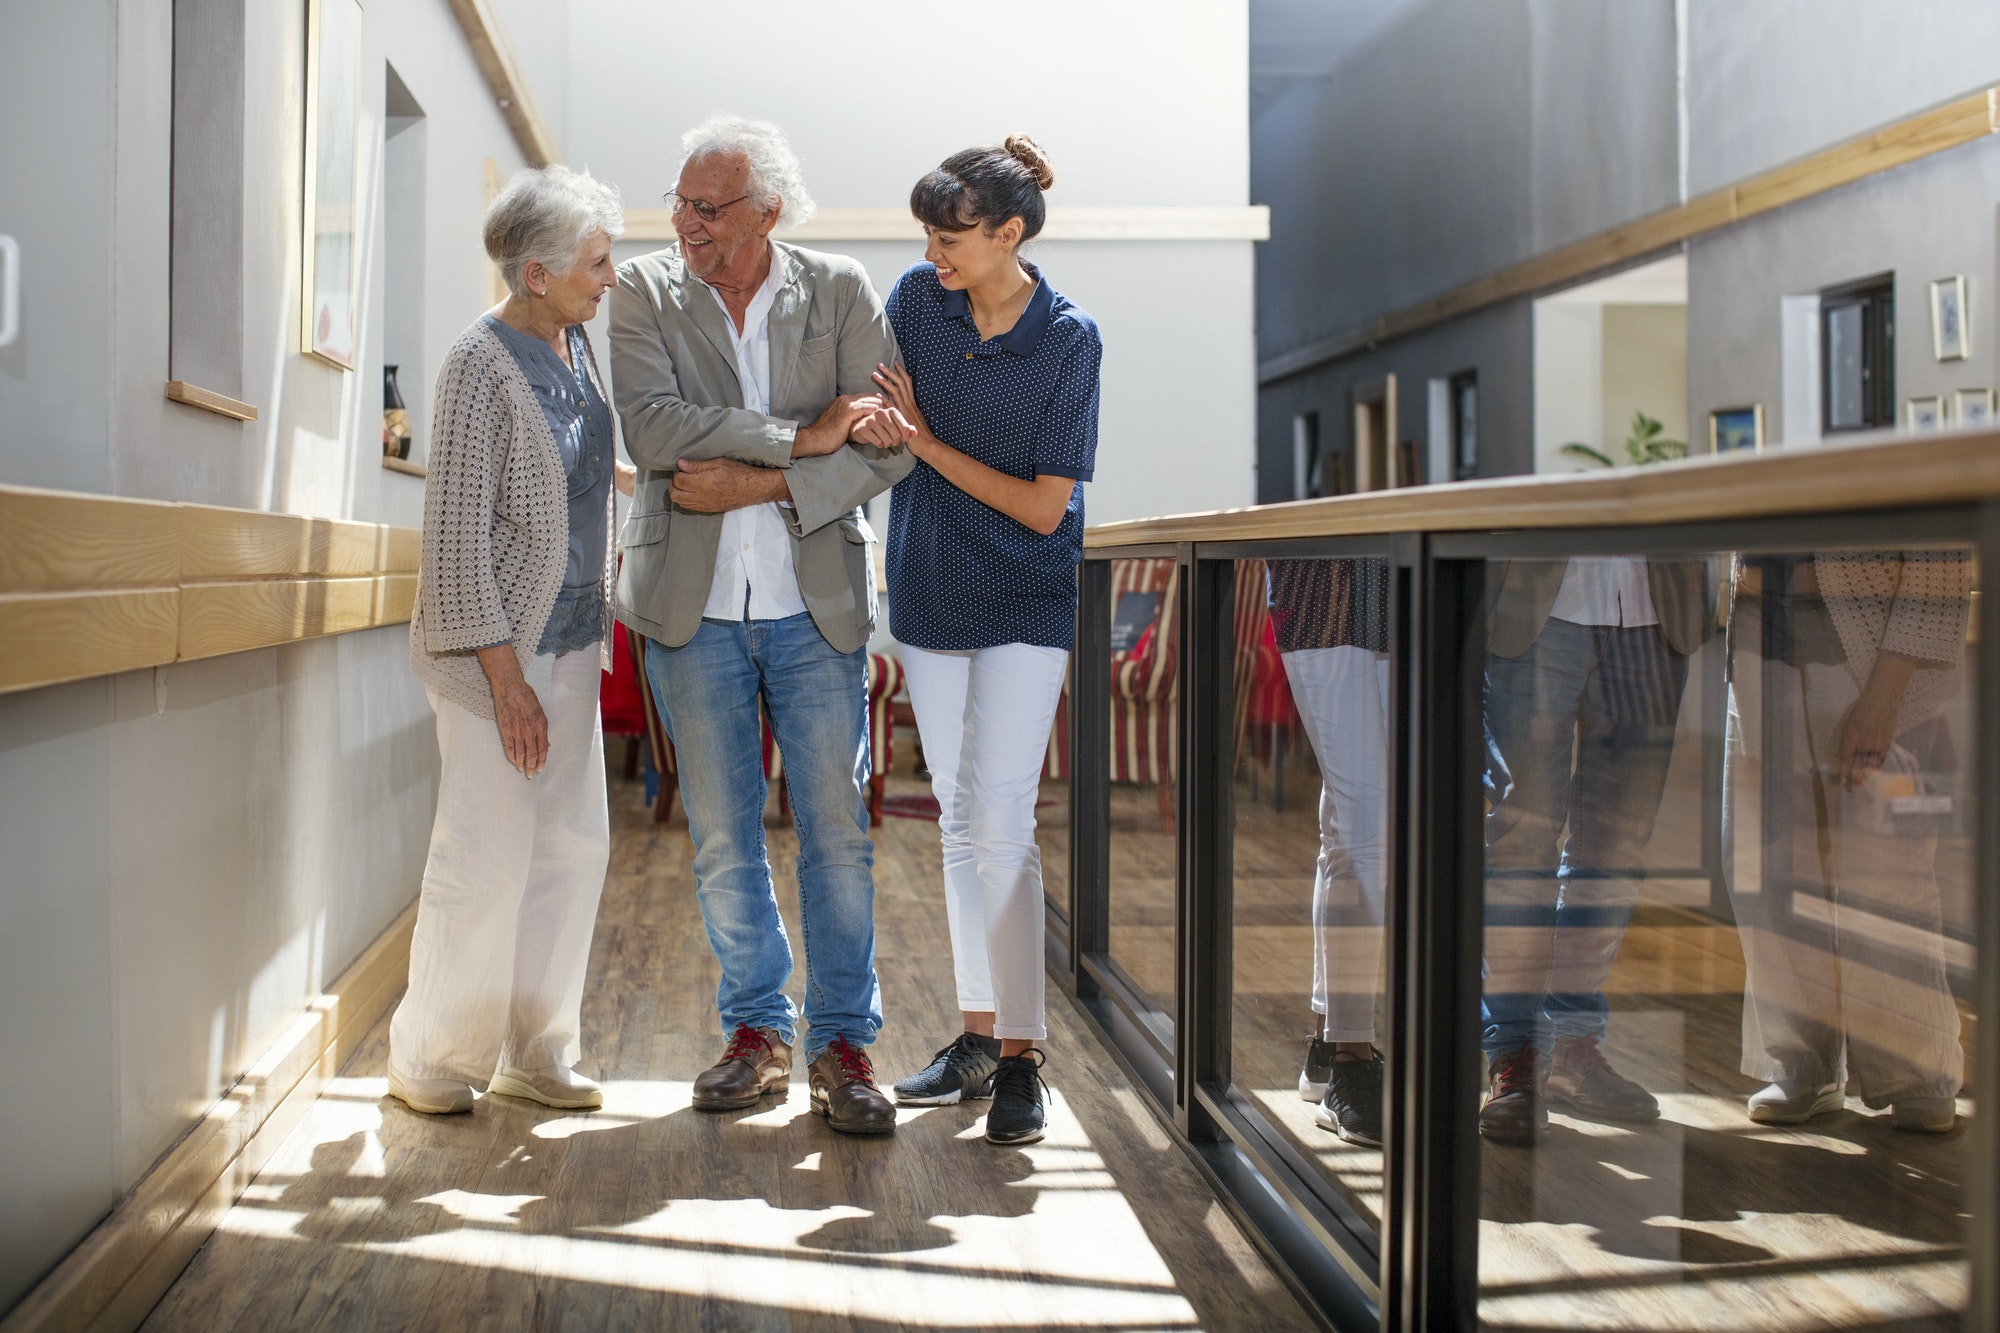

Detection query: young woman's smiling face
xmin=923 ymin=216 xmax=1024 ymax=291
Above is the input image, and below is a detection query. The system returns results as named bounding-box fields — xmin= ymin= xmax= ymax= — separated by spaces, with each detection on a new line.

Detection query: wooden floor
xmin=140 ymin=767 xmax=1314 ymax=1333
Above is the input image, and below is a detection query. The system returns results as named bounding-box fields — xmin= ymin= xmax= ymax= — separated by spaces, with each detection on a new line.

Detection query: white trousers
xmin=1283 ymin=647 xmax=1393 ymax=1043
xmin=901 ymin=641 xmax=1069 ymax=1041
xmin=1733 ymin=657 xmax=1964 ymax=1104
xmin=390 ymin=649 xmax=610 ymax=1085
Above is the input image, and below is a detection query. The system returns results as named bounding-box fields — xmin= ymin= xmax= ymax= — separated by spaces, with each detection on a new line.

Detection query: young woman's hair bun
xmin=1002 ymin=135 xmax=1056 ymax=191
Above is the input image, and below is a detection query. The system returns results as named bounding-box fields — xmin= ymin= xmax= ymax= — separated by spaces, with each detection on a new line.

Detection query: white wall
xmin=0 ymin=0 xmax=556 ymax=1311
xmin=564 ymin=0 xmax=1258 ymax=523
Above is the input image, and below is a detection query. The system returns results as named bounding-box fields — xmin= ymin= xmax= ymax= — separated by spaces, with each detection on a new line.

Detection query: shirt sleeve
xmin=1031 ymin=327 xmax=1101 ymax=482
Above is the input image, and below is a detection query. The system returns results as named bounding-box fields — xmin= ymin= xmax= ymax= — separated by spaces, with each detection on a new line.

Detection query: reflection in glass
xmin=1232 ymin=557 xmax=1391 ymax=1233
xmin=1104 ymin=557 xmax=1179 ymax=1016
xmin=1477 ymin=550 xmax=1977 ymax=1332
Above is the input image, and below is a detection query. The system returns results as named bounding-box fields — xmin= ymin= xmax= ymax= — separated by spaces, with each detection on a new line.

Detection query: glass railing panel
xmin=1101 ymin=554 xmax=1180 ymax=1022
xmin=1476 ymin=549 xmax=1978 ymax=1332
xmin=1230 ymin=554 xmax=1394 ymax=1240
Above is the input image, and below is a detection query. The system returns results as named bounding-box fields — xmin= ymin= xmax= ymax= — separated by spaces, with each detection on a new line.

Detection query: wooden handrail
xmin=1085 ymin=430 xmax=2000 ymax=548
xmin=0 ymin=485 xmax=420 ymax=695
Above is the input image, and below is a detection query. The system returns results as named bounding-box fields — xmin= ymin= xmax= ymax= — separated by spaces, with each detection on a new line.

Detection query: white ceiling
xmin=1249 ymin=0 xmax=1420 ymax=119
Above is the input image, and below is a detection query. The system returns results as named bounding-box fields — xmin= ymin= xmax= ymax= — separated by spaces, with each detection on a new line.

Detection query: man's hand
xmin=671 ymin=457 xmax=790 ymax=512
xmin=794 ymin=393 xmax=892 ymax=458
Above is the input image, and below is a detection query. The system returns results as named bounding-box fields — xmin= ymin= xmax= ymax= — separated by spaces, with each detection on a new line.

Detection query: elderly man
xmin=611 ymin=115 xmax=915 ymax=1136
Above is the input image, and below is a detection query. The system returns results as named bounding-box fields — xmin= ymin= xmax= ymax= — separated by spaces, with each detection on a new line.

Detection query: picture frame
xmin=1930 ymin=275 xmax=1970 ymax=362
xmin=1956 ymin=388 xmax=1996 ymax=428
xmin=301 ymin=0 xmax=365 ymax=369
xmin=1708 ymin=404 xmax=1764 ymax=454
xmin=1907 ymin=395 xmax=1946 ymax=432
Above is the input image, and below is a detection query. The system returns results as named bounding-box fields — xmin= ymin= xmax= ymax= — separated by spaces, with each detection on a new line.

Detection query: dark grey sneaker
xmin=893 ymin=1032 xmax=1001 ymax=1105
xmin=985 ymin=1050 xmax=1048 ymax=1145
xmin=1299 ymin=1035 xmax=1340 ymax=1102
xmin=1314 ymin=1050 xmax=1385 ymax=1147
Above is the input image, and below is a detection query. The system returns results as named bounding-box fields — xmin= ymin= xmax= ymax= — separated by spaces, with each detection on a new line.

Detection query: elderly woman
xmin=390 ymin=164 xmax=633 ymax=1116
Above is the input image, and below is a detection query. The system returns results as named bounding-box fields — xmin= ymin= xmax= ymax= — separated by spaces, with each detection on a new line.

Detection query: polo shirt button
xmin=964 ymin=353 xmax=973 ymax=360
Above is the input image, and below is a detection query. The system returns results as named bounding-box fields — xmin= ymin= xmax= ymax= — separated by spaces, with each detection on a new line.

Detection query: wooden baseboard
xmin=0 ymin=904 xmax=417 ymax=1333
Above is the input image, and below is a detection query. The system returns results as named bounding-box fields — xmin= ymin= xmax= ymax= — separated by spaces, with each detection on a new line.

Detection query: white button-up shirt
xmin=1549 ymin=556 xmax=1660 ymax=627
xmin=701 ymin=245 xmax=809 ymax=622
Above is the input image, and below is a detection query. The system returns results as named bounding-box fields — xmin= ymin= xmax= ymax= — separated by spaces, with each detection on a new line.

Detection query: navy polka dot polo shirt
xmin=885 ymin=261 xmax=1102 ymax=652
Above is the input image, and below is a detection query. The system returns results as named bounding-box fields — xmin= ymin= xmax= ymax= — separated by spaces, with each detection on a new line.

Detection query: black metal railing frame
xmin=1057 ymin=502 xmax=2000 ymax=1333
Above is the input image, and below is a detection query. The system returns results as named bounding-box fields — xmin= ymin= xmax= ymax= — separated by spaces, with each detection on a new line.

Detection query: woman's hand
xmin=1836 ymin=651 xmax=1918 ymax=789
xmin=476 ymin=644 xmax=549 ymax=778
xmin=871 ymin=363 xmax=936 ymax=452
xmin=615 ymin=460 xmax=637 ymax=498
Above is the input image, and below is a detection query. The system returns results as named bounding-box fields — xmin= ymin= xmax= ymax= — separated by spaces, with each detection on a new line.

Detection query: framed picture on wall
xmin=1907 ymin=395 xmax=1946 ymax=432
xmin=302 ymin=0 xmax=365 ymax=369
xmin=1930 ymin=276 xmax=1970 ymax=362
xmin=1708 ymin=404 xmax=1764 ymax=454
xmin=1956 ymin=388 xmax=1995 ymax=427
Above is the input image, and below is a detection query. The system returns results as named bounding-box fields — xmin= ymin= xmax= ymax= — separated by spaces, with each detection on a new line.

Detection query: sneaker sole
xmin=1299 ymin=1073 xmax=1330 ymax=1103
xmin=1312 ymin=1107 xmax=1382 ymax=1147
xmin=1748 ymin=1088 xmax=1844 ymax=1125
xmin=894 ymin=1077 xmax=996 ymax=1107
xmin=488 ymin=1072 xmax=603 ymax=1110
xmin=984 ymin=1124 xmax=1044 ymax=1145
xmin=387 ymin=1073 xmax=474 ymax=1116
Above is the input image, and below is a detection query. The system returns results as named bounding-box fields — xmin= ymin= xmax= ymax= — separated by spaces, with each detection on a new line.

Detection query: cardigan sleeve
xmin=419 ymin=345 xmax=516 ymax=653
xmin=1881 ymin=549 xmax=1972 ymax=666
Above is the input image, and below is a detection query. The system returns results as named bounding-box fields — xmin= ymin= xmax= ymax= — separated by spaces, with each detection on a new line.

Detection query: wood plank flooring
xmin=140 ymin=768 xmax=1314 ymax=1333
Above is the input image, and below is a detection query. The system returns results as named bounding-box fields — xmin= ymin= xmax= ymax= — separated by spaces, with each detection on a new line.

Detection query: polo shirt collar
xmin=941 ymin=262 xmax=1055 ymax=356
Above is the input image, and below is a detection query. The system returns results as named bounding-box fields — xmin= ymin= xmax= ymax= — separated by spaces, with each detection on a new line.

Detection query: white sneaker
xmin=489 ymin=1065 xmax=604 ymax=1110
xmin=1890 ymin=1097 xmax=1956 ymax=1133
xmin=1747 ymin=1079 xmax=1843 ymax=1125
xmin=387 ymin=1068 xmax=476 ymax=1115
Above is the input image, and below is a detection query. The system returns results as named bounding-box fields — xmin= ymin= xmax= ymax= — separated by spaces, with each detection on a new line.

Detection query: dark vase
xmin=382 ymin=363 xmax=412 ymax=460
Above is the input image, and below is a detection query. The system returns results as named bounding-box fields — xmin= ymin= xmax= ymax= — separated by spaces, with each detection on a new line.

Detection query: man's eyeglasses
xmin=664 ymin=191 xmax=752 ymax=223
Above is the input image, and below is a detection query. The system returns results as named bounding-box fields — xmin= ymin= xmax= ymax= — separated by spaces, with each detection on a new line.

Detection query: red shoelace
xmin=825 ymin=1037 xmax=876 ymax=1085
xmin=1492 ymin=1047 xmax=1539 ymax=1096
xmin=722 ymin=1024 xmax=772 ymax=1062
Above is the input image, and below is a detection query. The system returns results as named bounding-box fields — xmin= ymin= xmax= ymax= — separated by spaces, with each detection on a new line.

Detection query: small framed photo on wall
xmin=1708 ymin=404 xmax=1764 ymax=454
xmin=1907 ymin=395 xmax=1946 ymax=432
xmin=1956 ymin=388 xmax=1996 ymax=427
xmin=1930 ymin=276 xmax=1970 ymax=362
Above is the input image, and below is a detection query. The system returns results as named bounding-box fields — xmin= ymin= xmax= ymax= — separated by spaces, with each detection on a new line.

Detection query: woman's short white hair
xmin=483 ymin=165 xmax=625 ymax=300
xmin=679 ymin=114 xmax=816 ymax=230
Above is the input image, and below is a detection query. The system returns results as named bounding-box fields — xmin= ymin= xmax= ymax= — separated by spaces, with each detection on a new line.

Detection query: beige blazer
xmin=608 ymin=241 xmax=915 ymax=653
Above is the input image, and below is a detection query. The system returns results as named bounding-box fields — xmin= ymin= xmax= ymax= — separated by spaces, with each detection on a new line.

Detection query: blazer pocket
xmin=622 ymin=510 xmax=669 ymax=547
xmin=799 ymin=329 xmax=838 ymax=359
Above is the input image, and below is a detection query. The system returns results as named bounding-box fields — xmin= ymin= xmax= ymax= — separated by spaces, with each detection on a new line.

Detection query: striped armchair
xmin=629 ymin=634 xmax=901 ymax=826
xmin=1047 ymin=557 xmax=1270 ymax=831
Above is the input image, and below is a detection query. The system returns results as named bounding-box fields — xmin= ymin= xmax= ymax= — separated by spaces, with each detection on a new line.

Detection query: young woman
xmin=871 ymin=136 xmax=1101 ymax=1147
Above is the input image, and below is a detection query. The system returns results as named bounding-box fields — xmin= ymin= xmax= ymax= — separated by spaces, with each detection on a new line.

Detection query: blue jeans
xmin=1482 ymin=619 xmax=1687 ymax=1058
xmin=644 ymin=615 xmax=882 ymax=1060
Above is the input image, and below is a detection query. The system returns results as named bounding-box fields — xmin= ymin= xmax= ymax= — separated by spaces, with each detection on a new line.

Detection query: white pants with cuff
xmin=390 ymin=648 xmax=610 ymax=1086
xmin=1283 ymin=646 xmax=1393 ymax=1044
xmin=901 ymin=641 xmax=1069 ymax=1042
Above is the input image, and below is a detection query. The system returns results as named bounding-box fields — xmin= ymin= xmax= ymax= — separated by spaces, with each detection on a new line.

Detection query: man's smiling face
xmin=674 ymin=152 xmax=777 ymax=283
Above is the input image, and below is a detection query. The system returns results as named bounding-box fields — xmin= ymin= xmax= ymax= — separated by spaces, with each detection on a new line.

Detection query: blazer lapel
xmin=672 ymin=259 xmax=745 ymax=408
xmin=766 ymin=247 xmax=811 ymax=417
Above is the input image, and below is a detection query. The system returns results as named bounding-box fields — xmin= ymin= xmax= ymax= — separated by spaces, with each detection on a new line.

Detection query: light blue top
xmin=482 ymin=315 xmax=612 ymax=656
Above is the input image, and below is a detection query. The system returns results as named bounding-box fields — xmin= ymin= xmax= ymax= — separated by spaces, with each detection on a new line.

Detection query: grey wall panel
xmin=1251 ymin=0 xmax=1677 ymax=363
xmin=1257 ymin=298 xmax=1533 ymax=501
xmin=1685 ymin=0 xmax=2000 ymax=197
xmin=0 ymin=681 xmax=117 ymax=1313
xmin=1687 ymin=133 xmax=2000 ymax=447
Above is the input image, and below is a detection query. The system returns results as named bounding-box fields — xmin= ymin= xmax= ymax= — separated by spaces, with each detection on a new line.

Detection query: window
xmin=1450 ymin=369 xmax=1479 ymax=479
xmin=1821 ymin=275 xmax=1894 ymax=432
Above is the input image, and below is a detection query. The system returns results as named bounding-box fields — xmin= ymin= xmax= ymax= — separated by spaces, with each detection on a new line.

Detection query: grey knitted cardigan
xmin=408 ymin=318 xmax=614 ymax=719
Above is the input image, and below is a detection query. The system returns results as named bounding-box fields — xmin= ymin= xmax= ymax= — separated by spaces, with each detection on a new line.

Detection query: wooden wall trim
xmin=163 ymin=382 xmax=258 ymax=422
xmin=0 ymin=486 xmax=421 ymax=696
xmin=621 ymin=205 xmax=1274 ymax=244
xmin=1085 ymin=428 xmax=2000 ymax=547
xmin=0 ymin=905 xmax=417 ymax=1333
xmin=446 ymin=0 xmax=560 ymax=168
xmin=1258 ymin=85 xmax=2000 ymax=385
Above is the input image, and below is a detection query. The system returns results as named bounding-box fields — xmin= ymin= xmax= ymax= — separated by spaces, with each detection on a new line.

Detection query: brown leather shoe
xmin=809 ymin=1037 xmax=896 ymax=1136
xmin=692 ymin=1024 xmax=792 ymax=1111
xmin=1547 ymin=1034 xmax=1659 ymax=1123
xmin=1478 ymin=1044 xmax=1548 ymax=1144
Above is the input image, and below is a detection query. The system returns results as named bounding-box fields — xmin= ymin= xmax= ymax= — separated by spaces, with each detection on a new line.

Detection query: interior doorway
xmin=1351 ymin=373 xmax=1397 ymax=490
xmin=1532 ymin=254 xmax=1687 ymax=472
